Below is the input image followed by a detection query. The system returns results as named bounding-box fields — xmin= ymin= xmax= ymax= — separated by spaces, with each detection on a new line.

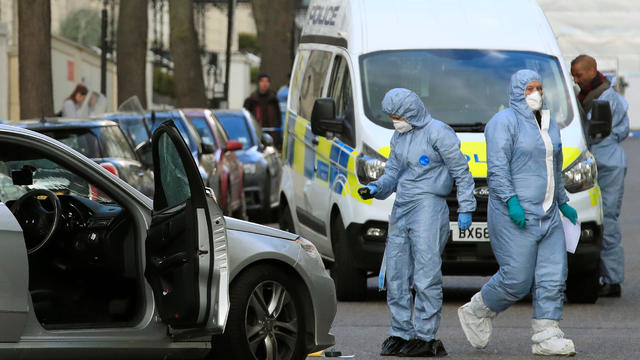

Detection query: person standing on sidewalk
xmin=61 ymin=84 xmax=88 ymax=117
xmin=571 ymin=54 xmax=629 ymax=297
xmin=243 ymin=73 xmax=282 ymax=150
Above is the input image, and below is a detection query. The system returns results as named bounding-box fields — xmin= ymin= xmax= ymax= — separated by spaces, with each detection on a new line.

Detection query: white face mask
xmin=393 ymin=119 xmax=413 ymax=133
xmin=525 ymin=91 xmax=543 ymax=111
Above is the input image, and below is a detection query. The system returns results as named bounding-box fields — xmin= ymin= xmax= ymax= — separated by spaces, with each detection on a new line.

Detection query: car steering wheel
xmin=10 ymin=189 xmax=62 ymax=254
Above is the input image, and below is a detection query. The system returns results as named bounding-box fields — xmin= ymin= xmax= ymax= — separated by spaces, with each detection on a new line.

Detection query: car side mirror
xmin=589 ymin=100 xmax=613 ymax=141
xmin=311 ymin=98 xmax=343 ymax=136
xmin=135 ymin=140 xmax=153 ymax=169
xmin=261 ymin=133 xmax=274 ymax=147
xmin=225 ymin=140 xmax=243 ymax=151
xmin=201 ymin=143 xmax=215 ymax=155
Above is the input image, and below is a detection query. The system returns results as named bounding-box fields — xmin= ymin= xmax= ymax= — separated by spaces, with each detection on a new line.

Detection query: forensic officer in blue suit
xmin=358 ymin=88 xmax=476 ymax=357
xmin=571 ymin=54 xmax=629 ymax=297
xmin=457 ymin=70 xmax=577 ymax=356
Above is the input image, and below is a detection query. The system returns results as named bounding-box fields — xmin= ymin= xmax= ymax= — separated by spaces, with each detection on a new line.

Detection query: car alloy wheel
xmin=245 ymin=280 xmax=298 ymax=360
xmin=211 ymin=264 xmax=307 ymax=360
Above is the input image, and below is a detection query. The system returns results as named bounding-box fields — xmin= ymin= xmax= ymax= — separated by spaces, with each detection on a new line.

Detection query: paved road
xmin=307 ymin=138 xmax=640 ymax=359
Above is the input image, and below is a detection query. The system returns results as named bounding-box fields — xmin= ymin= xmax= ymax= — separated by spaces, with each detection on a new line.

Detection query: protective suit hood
xmin=509 ymin=70 xmax=543 ymax=120
xmin=382 ymin=88 xmax=432 ymax=129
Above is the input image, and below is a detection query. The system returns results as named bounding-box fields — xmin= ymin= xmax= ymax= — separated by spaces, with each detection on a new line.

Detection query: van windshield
xmin=360 ymin=50 xmax=573 ymax=131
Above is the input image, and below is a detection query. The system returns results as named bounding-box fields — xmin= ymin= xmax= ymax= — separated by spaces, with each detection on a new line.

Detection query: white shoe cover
xmin=458 ymin=292 xmax=496 ymax=349
xmin=531 ymin=319 xmax=576 ymax=356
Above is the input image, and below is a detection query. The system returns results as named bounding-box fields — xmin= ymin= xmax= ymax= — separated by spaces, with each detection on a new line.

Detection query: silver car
xmin=0 ymin=122 xmax=336 ymax=359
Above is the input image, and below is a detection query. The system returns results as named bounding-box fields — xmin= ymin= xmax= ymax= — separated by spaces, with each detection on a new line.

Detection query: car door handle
xmin=311 ymin=137 xmax=319 ymax=145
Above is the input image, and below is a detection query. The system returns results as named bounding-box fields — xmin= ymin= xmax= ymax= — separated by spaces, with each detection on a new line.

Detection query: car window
xmin=150 ymin=114 xmax=196 ymax=153
xmin=43 ymin=129 xmax=102 ymax=158
xmin=182 ymin=114 xmax=204 ymax=147
xmin=328 ymin=55 xmax=356 ymax=146
xmin=189 ymin=116 xmax=217 ymax=149
xmin=299 ymin=50 xmax=332 ymax=120
xmin=117 ymin=117 xmax=150 ymax=147
xmin=99 ymin=126 xmax=137 ymax=161
xmin=218 ymin=114 xmax=254 ymax=150
xmin=174 ymin=118 xmax=200 ymax=155
xmin=0 ymin=151 xmax=110 ymax=204
xmin=156 ymin=132 xmax=191 ymax=208
xmin=214 ymin=120 xmax=229 ymax=143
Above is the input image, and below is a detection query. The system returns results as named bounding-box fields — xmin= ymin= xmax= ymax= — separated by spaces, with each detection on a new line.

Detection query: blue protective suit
xmin=589 ymin=75 xmax=629 ymax=285
xmin=480 ymin=70 xmax=569 ymax=320
xmin=370 ymin=88 xmax=476 ymax=341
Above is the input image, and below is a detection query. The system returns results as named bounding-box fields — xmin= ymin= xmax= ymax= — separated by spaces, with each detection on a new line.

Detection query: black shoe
xmin=599 ymin=283 xmax=621 ymax=297
xmin=380 ymin=336 xmax=409 ymax=356
xmin=398 ymin=338 xmax=448 ymax=357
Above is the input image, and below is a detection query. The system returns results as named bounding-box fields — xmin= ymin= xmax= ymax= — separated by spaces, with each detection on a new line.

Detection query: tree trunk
xmin=18 ymin=0 xmax=54 ymax=119
xmin=168 ymin=0 xmax=207 ymax=108
xmin=251 ymin=0 xmax=296 ymax=89
xmin=117 ymin=0 xmax=148 ymax=108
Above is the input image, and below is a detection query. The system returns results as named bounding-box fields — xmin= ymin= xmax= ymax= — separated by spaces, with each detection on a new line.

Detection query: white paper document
xmin=561 ymin=216 xmax=581 ymax=254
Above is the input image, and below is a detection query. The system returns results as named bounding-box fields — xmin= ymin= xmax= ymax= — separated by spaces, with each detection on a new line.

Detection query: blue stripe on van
xmin=316 ymin=160 xmax=329 ymax=182
xmin=329 ymin=144 xmax=348 ymax=195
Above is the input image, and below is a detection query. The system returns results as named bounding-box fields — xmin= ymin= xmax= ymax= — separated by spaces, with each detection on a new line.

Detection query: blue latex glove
xmin=559 ymin=203 xmax=578 ymax=225
xmin=507 ymin=196 xmax=526 ymax=229
xmin=458 ymin=213 xmax=472 ymax=230
xmin=358 ymin=184 xmax=378 ymax=200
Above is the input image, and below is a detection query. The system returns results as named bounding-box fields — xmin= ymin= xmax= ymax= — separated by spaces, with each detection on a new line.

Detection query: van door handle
xmin=311 ymin=137 xmax=319 ymax=146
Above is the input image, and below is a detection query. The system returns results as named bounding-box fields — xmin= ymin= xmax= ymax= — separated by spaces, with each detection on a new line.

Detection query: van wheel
xmin=566 ymin=267 xmax=599 ymax=304
xmin=279 ymin=203 xmax=295 ymax=234
xmin=330 ymin=215 xmax=366 ymax=301
xmin=211 ymin=265 xmax=307 ymax=360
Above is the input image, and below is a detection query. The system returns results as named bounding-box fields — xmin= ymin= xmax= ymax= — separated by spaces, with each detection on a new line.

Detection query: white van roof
xmin=302 ymin=0 xmax=561 ymax=56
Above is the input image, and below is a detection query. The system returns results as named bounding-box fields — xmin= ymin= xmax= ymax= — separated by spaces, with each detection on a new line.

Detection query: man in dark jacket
xmin=243 ymin=73 xmax=282 ymax=150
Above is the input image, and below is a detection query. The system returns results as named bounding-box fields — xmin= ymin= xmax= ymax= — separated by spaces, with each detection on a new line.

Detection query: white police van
xmin=279 ymin=0 xmax=610 ymax=302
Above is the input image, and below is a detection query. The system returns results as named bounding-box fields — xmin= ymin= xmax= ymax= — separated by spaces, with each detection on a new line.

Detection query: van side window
xmin=328 ymin=55 xmax=355 ymax=147
xmin=299 ymin=50 xmax=332 ymax=120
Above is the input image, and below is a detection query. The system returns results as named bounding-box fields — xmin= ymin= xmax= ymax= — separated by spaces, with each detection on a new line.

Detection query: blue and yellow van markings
xmin=285 ymin=111 xmax=370 ymax=202
xmin=285 ymin=111 xmax=584 ymax=206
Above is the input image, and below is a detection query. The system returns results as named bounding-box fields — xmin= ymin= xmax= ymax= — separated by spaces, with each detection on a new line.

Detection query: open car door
xmin=145 ymin=121 xmax=229 ymax=334
xmin=0 ymin=203 xmax=29 ymax=342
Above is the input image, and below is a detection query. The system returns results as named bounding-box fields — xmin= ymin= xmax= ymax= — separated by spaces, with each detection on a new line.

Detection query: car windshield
xmin=116 ymin=117 xmax=150 ymax=147
xmin=150 ymin=114 xmax=198 ymax=155
xmin=189 ymin=116 xmax=216 ymax=146
xmin=42 ymin=129 xmax=101 ymax=158
xmin=217 ymin=113 xmax=254 ymax=150
xmin=360 ymin=50 xmax=573 ymax=130
xmin=43 ymin=126 xmax=137 ymax=161
xmin=0 ymin=158 xmax=110 ymax=203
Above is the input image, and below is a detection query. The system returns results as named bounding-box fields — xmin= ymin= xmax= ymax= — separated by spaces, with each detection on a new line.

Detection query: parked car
xmin=216 ymin=109 xmax=283 ymax=221
xmin=182 ymin=109 xmax=245 ymax=219
xmin=97 ymin=112 xmax=152 ymax=148
xmin=8 ymin=118 xmax=154 ymax=197
xmin=0 ymin=122 xmax=336 ymax=359
xmin=148 ymin=110 xmax=245 ymax=219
